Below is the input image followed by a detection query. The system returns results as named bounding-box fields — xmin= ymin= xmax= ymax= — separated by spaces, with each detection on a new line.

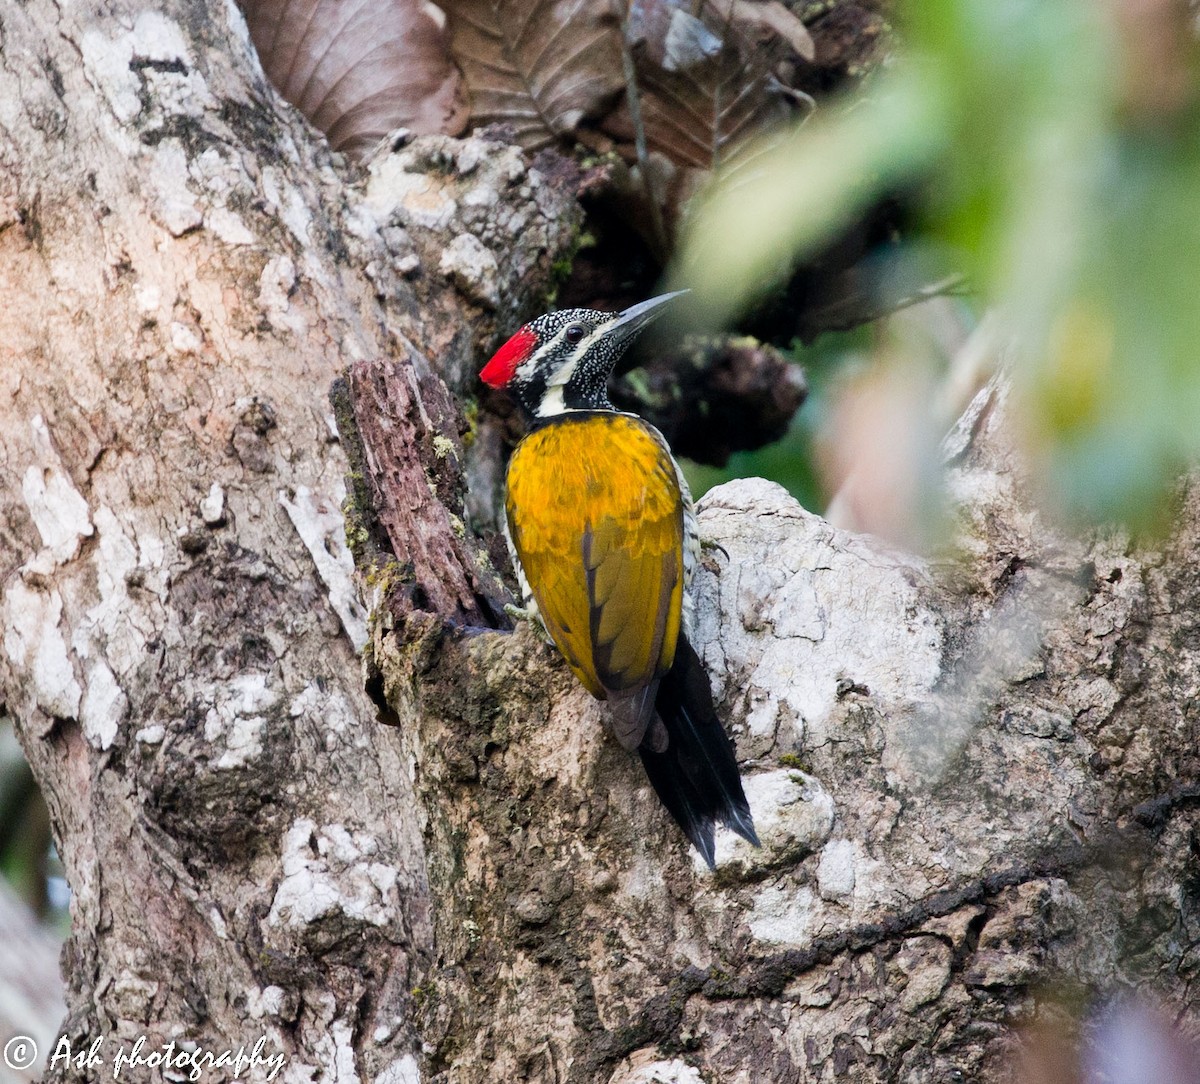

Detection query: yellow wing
xmin=506 ymin=413 xmax=684 ymax=731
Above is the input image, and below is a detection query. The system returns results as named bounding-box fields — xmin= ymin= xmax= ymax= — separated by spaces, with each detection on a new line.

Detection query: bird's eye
xmin=564 ymin=322 xmax=588 ymax=344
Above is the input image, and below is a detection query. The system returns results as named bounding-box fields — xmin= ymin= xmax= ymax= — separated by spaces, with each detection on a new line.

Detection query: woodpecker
xmin=481 ymin=291 xmax=759 ymax=868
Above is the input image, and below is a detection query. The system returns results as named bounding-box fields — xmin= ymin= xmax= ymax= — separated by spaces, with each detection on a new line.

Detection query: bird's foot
xmin=700 ymin=537 xmax=730 ymax=561
xmin=504 ymin=603 xmax=553 ymax=644
xmin=504 ymin=602 xmax=534 ymax=623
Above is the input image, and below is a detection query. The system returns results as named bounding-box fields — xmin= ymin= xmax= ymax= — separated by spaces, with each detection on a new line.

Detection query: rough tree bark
xmin=363 ymin=379 xmax=1200 ymax=1082
xmin=2 ymin=4 xmax=1198 ymax=1084
xmin=0 ymin=1 xmax=574 ymax=1079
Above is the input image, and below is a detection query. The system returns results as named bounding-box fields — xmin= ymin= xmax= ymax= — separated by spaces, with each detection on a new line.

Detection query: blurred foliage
xmin=0 ymin=717 xmax=66 ymax=932
xmin=674 ymin=0 xmax=1200 ymax=528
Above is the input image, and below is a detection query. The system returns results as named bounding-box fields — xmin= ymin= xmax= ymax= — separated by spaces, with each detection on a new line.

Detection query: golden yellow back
xmin=506 ymin=413 xmax=684 ymax=702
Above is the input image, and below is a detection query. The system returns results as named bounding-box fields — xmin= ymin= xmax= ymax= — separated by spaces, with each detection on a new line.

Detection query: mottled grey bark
xmin=0 ymin=1 xmax=574 ymax=1080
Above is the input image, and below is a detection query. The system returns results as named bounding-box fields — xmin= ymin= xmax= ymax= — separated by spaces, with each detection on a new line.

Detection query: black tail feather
xmin=638 ymin=635 xmax=758 ymax=868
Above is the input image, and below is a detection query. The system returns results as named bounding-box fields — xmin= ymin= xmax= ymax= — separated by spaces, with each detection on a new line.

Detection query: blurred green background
xmin=1 ymin=717 xmax=66 ymax=931
xmin=682 ymin=326 xmax=872 ymax=512
xmin=675 ymin=0 xmax=1200 ymax=532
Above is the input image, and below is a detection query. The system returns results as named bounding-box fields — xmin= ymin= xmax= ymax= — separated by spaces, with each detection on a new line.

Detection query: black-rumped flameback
xmin=481 ymin=292 xmax=758 ymax=868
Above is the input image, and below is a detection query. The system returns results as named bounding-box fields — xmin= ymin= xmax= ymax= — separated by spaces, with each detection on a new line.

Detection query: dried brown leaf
xmin=242 ymin=0 xmax=468 ymax=159
xmin=608 ymin=0 xmax=794 ymax=171
xmin=441 ymin=0 xmax=627 ymax=149
xmin=629 ymin=1 xmax=722 ymax=71
xmin=725 ymin=0 xmax=815 ymax=62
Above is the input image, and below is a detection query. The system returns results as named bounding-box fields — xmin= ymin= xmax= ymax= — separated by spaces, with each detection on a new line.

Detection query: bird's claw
xmin=504 ymin=602 xmax=553 ymax=643
xmin=504 ymin=602 xmax=533 ymax=622
xmin=700 ymin=537 xmax=730 ymax=561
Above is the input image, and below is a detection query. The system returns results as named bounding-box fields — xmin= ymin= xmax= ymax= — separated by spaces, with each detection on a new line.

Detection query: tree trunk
xmin=2 ymin=3 xmax=1198 ymax=1084
xmin=366 ymin=378 xmax=1200 ymax=1082
xmin=0 ymin=1 xmax=575 ymax=1078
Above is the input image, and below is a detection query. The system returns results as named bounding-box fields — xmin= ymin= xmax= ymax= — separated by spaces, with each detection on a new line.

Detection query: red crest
xmin=480 ymin=327 xmax=538 ymax=388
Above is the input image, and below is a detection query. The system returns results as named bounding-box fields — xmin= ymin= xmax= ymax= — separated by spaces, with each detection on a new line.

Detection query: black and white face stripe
xmin=532 ymin=314 xmax=627 ymax=417
xmin=501 ymin=308 xmax=622 ymax=416
xmin=498 ymin=292 xmax=688 ymax=419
